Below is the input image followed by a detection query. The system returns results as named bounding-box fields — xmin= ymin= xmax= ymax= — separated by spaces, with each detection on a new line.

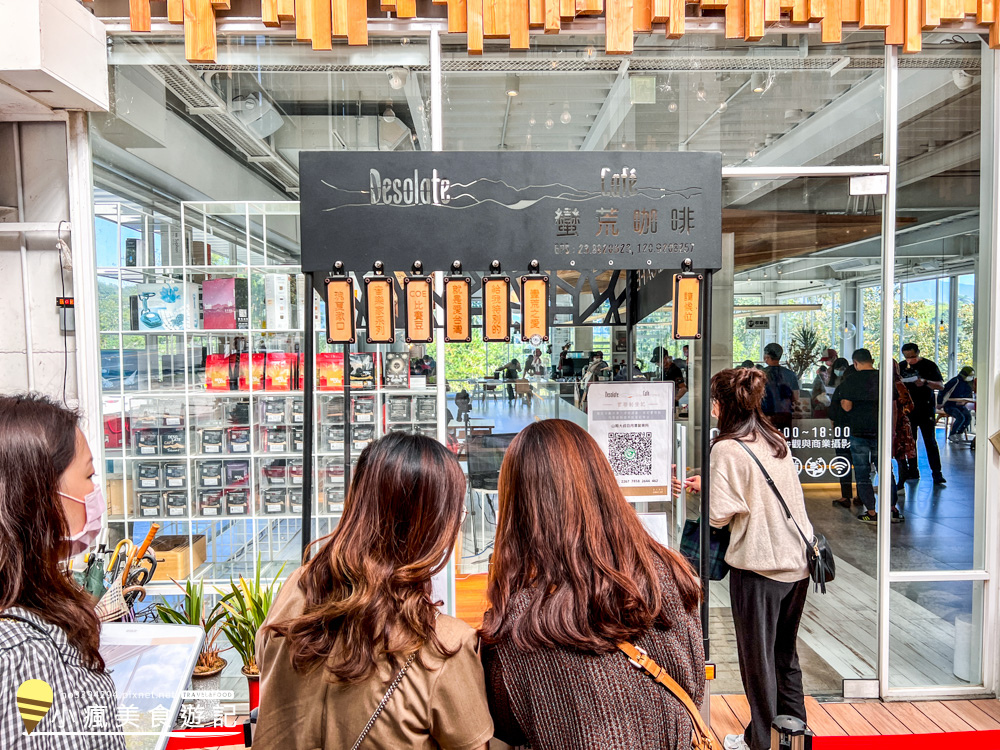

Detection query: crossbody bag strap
xmin=734 ymin=441 xmax=813 ymax=552
xmin=619 ymin=642 xmax=714 ymax=749
xmin=350 ymin=650 xmax=418 ymax=750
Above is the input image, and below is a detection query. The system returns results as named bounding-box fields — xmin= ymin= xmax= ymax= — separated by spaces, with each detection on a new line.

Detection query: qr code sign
xmin=608 ymin=431 xmax=653 ymax=476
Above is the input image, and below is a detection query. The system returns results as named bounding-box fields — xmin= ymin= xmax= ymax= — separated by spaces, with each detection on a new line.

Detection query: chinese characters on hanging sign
xmin=483 ymin=278 xmax=510 ymax=343
xmin=520 ymin=277 xmax=549 ymax=342
xmin=672 ymin=274 xmax=702 ymax=340
xmin=444 ymin=276 xmax=471 ymax=342
xmin=405 ymin=277 xmax=433 ymax=343
xmin=365 ymin=278 xmax=394 ymax=343
xmin=325 ymin=278 xmax=355 ymax=344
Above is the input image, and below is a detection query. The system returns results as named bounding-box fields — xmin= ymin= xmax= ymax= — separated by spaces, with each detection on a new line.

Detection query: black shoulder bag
xmin=735 ymin=441 xmax=836 ymax=593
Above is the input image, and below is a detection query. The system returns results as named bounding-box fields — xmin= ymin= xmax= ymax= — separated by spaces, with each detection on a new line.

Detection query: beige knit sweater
xmin=708 ymin=436 xmax=813 ymax=583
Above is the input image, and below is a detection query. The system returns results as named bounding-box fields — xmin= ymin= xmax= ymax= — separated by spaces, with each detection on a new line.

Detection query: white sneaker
xmin=724 ymin=734 xmax=750 ymax=750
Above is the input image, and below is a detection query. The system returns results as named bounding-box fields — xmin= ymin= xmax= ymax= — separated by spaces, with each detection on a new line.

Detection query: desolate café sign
xmin=299 ymin=152 xmax=722 ymax=275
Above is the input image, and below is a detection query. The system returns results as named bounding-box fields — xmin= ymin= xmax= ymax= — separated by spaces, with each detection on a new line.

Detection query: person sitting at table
xmin=940 ymin=366 xmax=977 ymax=443
xmin=502 ymin=358 xmax=522 ymax=402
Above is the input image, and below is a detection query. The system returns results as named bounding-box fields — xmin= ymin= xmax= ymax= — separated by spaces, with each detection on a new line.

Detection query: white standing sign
xmin=588 ymin=381 xmax=674 ymax=498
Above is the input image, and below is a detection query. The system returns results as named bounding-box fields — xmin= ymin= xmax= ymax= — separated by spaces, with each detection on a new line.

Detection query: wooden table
xmin=454 ymin=419 xmax=495 ymax=439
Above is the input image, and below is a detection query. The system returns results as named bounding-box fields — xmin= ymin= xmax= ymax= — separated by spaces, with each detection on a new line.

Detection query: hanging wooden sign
xmin=520 ymin=275 xmax=549 ymax=343
xmin=325 ymin=275 xmax=356 ymax=344
xmin=672 ymin=273 xmax=703 ymax=340
xmin=364 ymin=274 xmax=395 ymax=343
xmin=483 ymin=273 xmax=511 ymax=343
xmin=443 ymin=274 xmax=472 ymax=343
xmin=403 ymin=273 xmax=434 ymax=343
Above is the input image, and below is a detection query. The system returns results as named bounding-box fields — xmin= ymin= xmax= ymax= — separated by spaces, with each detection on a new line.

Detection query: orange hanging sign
xmin=520 ymin=276 xmax=549 ymax=342
xmin=404 ymin=275 xmax=434 ymax=343
xmin=483 ymin=276 xmax=511 ymax=343
xmin=365 ymin=276 xmax=395 ymax=344
xmin=672 ymin=273 xmax=703 ymax=340
xmin=325 ymin=276 xmax=356 ymax=344
xmin=443 ymin=275 xmax=472 ymax=343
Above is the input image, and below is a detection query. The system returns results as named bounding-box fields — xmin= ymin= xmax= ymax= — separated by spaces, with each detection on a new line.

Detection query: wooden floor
xmin=709 ymin=696 xmax=1000 ymax=744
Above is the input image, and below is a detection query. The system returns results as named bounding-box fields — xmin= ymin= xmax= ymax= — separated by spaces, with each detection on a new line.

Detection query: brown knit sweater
xmin=482 ymin=568 xmax=705 ymax=750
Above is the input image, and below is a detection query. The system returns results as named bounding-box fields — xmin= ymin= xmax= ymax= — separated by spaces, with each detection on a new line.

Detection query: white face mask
xmin=834 ymin=369 xmax=846 ymax=377
xmin=964 ymin=375 xmax=975 ymax=382
xmin=59 ymin=484 xmax=106 ymax=557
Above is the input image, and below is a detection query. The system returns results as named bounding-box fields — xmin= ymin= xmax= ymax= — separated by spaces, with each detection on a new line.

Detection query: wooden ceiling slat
xmin=125 ymin=0 xmax=998 ymax=62
xmin=347 ymin=0 xmax=368 ymax=44
xmin=822 ymin=0 xmax=843 ymax=40
xmin=311 ymin=0 xmax=333 ymax=46
xmin=468 ymin=0 xmax=486 ymax=51
xmin=544 ymin=0 xmax=561 ymax=30
xmin=860 ymin=0 xmax=890 ymax=26
xmin=530 ymin=0 xmax=546 ymax=25
xmin=449 ymin=0 xmax=470 ymax=31
xmin=332 ymin=0 xmax=348 ymax=35
xmin=167 ymin=0 xmax=185 ymax=24
xmin=607 ymin=0 xmax=635 ymax=51
xmin=296 ymin=0 xmax=314 ymax=38
xmin=511 ymin=0 xmax=531 ymax=46
xmin=744 ymin=0 xmax=766 ymax=39
xmin=633 ymin=0 xmax=653 ymax=31
xmin=183 ymin=0 xmax=217 ymax=63
xmin=129 ymin=0 xmax=152 ymax=31
xmin=885 ymin=0 xmax=905 ymax=41
xmin=923 ymin=0 xmax=942 ymax=26
xmin=903 ymin=0 xmax=923 ymax=49
xmin=725 ymin=0 xmax=746 ymax=36
xmin=667 ymin=0 xmax=686 ymax=35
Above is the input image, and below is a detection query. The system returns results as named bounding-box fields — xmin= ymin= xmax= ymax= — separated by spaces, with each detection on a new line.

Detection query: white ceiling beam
xmin=580 ymin=60 xmax=631 ymax=152
xmin=898 ymin=131 xmax=980 ymax=188
xmin=729 ymin=69 xmax=958 ymax=207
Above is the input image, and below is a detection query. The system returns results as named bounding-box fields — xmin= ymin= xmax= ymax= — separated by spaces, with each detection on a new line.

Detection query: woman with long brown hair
xmin=708 ymin=368 xmax=813 ymax=750
xmin=0 ymin=394 xmax=123 ymax=749
xmin=255 ymin=433 xmax=493 ymax=750
xmin=481 ymin=419 xmax=703 ymax=750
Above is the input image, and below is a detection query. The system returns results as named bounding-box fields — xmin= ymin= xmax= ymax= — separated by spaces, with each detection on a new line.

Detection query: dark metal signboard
xmin=299 ymin=151 xmax=722 ymax=275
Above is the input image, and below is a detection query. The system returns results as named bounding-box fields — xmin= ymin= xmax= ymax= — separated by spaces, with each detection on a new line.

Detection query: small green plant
xmin=216 ymin=556 xmax=285 ymax=676
xmin=156 ymin=578 xmax=228 ymax=674
xmin=788 ymin=325 xmax=821 ymax=379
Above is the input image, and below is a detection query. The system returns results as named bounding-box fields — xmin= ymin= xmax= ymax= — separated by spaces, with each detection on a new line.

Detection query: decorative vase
xmin=187 ymin=657 xmax=227 ymax=727
xmin=242 ymin=666 xmax=260 ymax=711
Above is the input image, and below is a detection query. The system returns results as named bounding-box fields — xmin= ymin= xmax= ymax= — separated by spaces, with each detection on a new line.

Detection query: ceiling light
xmin=387 ymin=67 xmax=408 ymax=90
xmin=545 ymin=117 xmax=554 ymax=130
xmin=696 ymin=80 xmax=707 ymax=102
xmin=560 ymin=103 xmax=572 ymax=124
xmin=717 ymin=101 xmax=728 ymax=113
xmin=505 ymin=75 xmax=520 ymax=97
xmin=382 ymin=104 xmax=396 ymax=123
xmin=953 ymin=69 xmax=978 ymax=90
xmin=668 ymin=100 xmax=678 ymax=113
xmin=751 ymin=73 xmax=765 ymax=93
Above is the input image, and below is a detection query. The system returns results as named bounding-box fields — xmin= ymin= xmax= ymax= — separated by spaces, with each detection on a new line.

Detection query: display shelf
xmin=96 ymin=200 xmax=446 ymax=590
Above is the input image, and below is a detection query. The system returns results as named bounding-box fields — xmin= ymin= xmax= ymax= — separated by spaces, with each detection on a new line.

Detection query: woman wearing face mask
xmin=939 ymin=366 xmax=977 ymax=443
xmin=827 ymin=358 xmax=857 ymax=508
xmin=0 ymin=394 xmax=123 ymax=749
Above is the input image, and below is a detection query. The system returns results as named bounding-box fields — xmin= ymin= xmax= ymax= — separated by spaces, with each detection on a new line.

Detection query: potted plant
xmin=156 ymin=578 xmax=228 ymax=678
xmin=216 ymin=557 xmax=285 ymax=711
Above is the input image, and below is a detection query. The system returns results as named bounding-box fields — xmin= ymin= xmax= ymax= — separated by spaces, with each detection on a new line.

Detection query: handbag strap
xmin=350 ymin=650 xmax=417 ymax=750
xmin=618 ymin=642 xmax=714 ymax=749
xmin=734 ymin=441 xmax=815 ymax=555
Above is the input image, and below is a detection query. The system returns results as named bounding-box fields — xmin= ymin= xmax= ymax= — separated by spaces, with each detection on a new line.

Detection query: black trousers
xmin=730 ymin=568 xmax=809 ymax=750
xmin=903 ymin=411 xmax=943 ymax=476
xmin=834 ymin=442 xmax=854 ymax=499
